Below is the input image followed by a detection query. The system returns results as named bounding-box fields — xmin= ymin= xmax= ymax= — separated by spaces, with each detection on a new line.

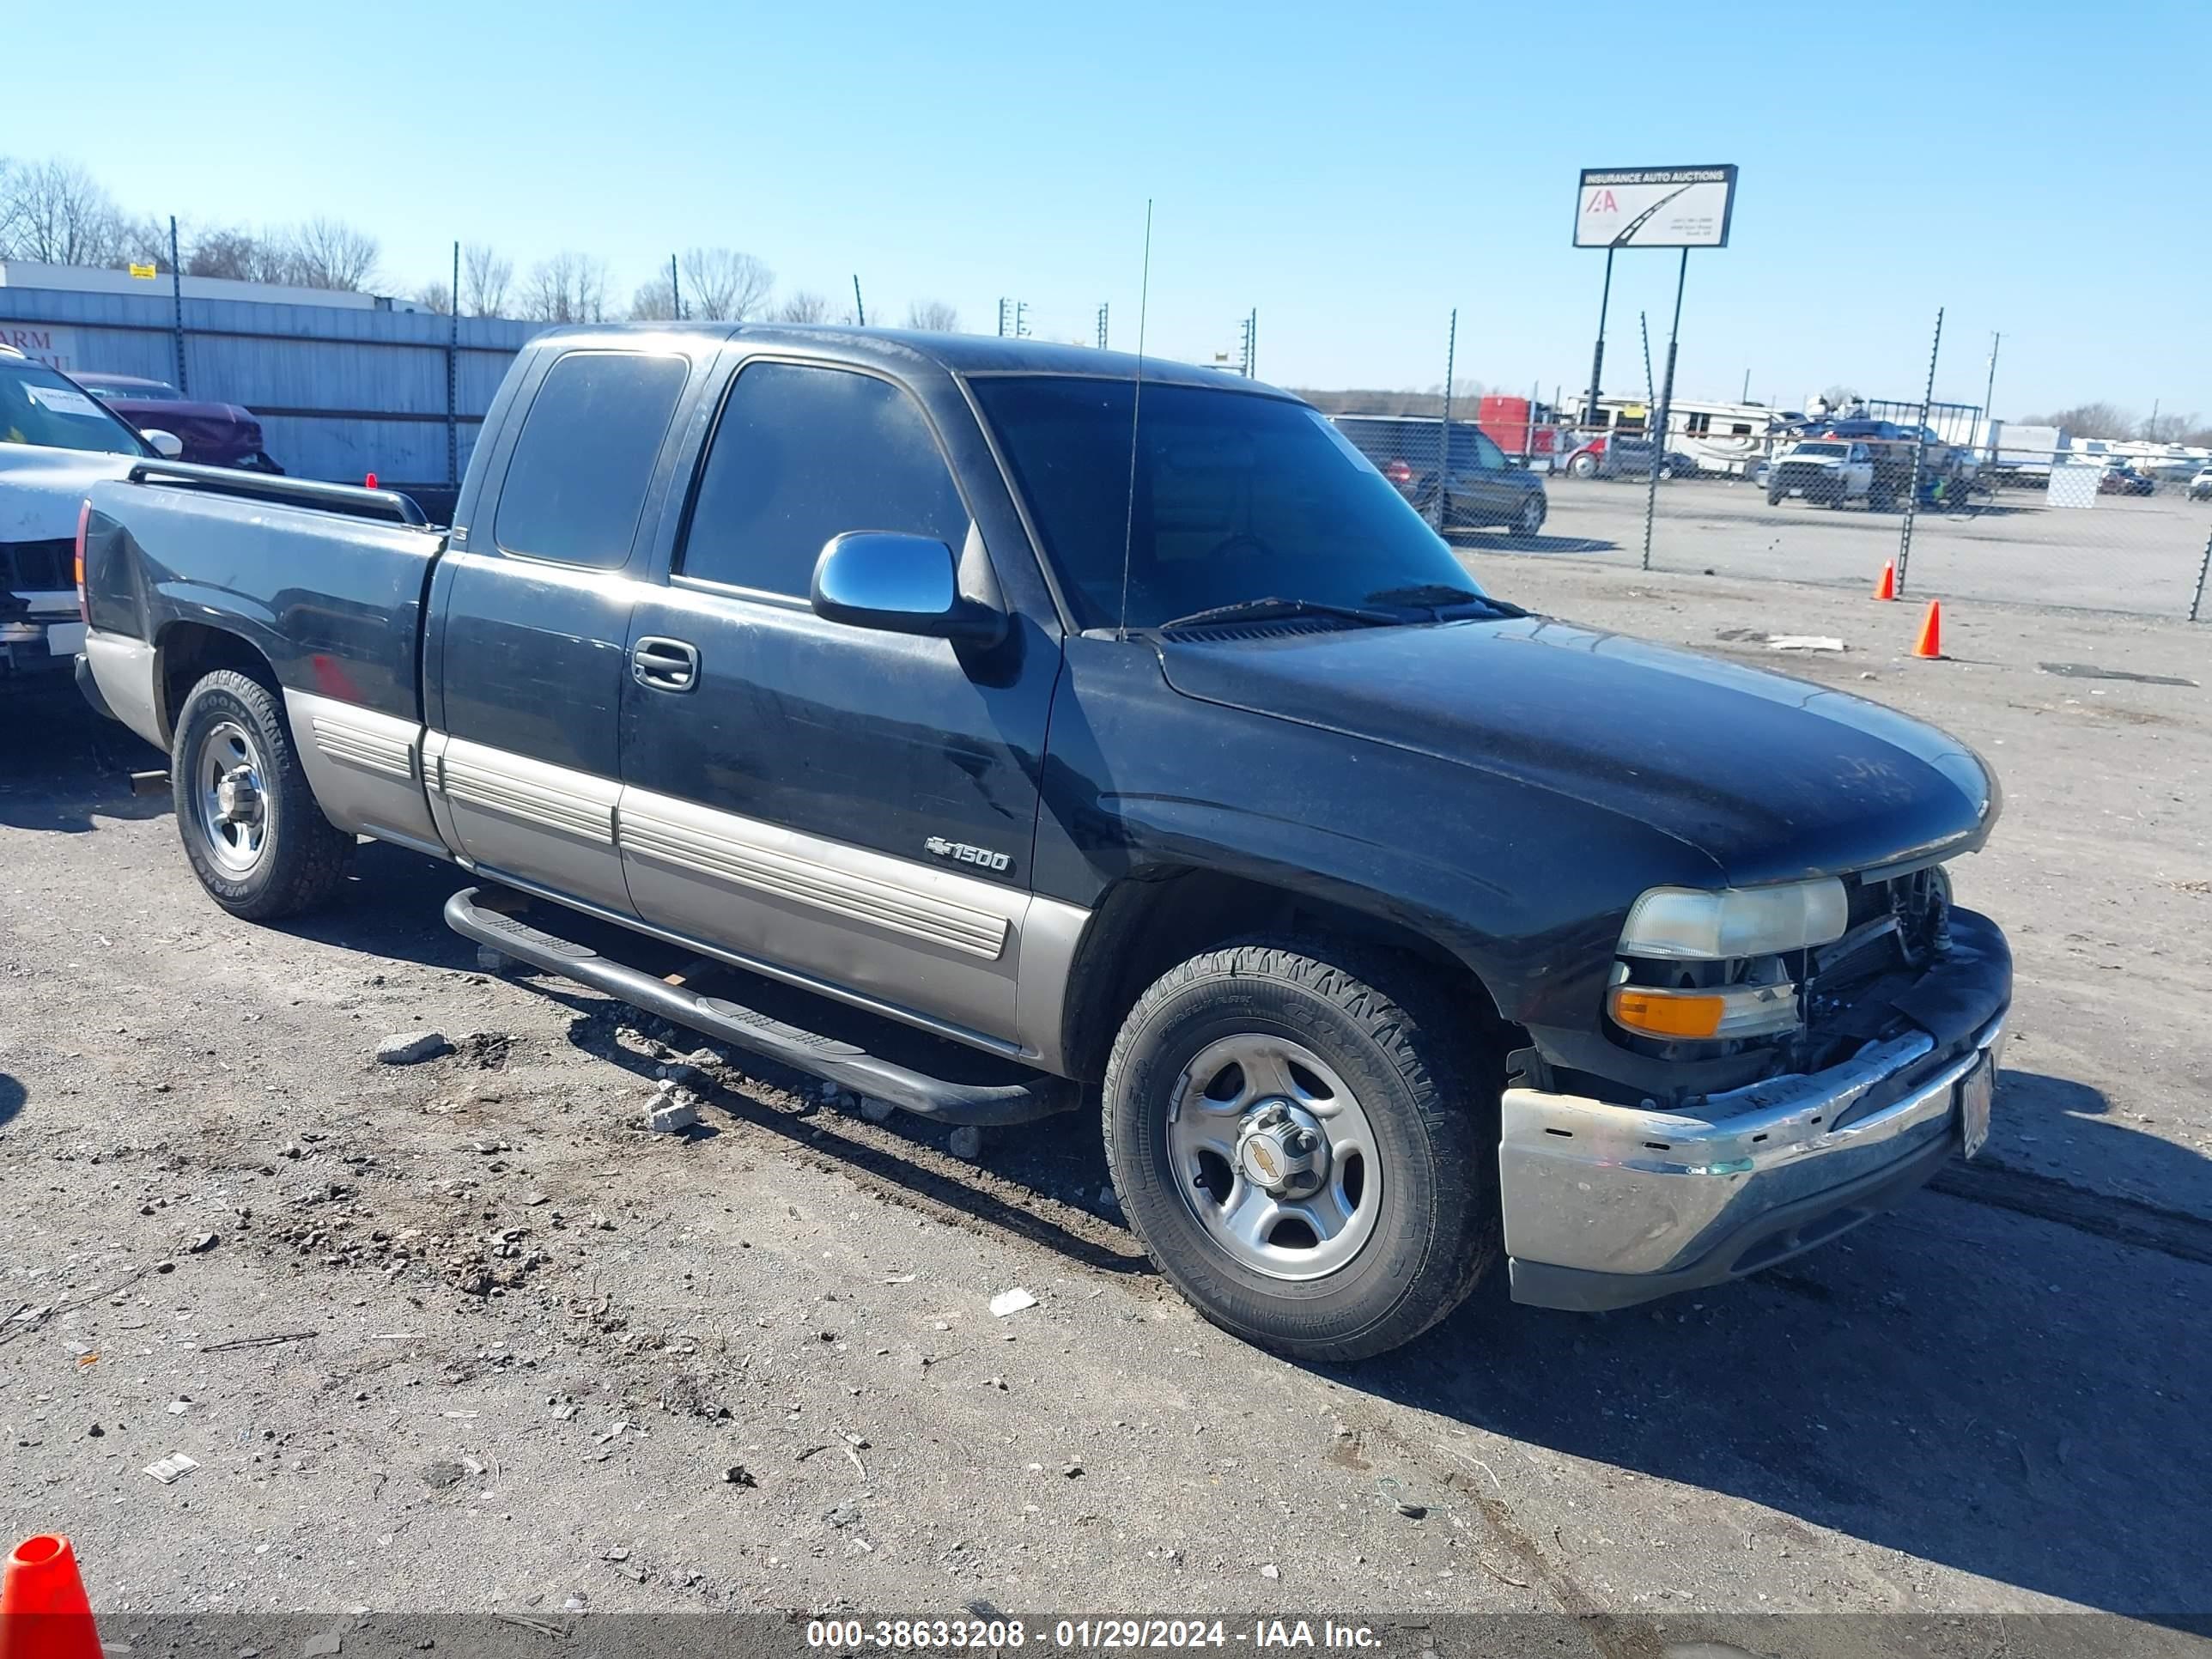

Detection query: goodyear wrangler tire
xmin=1103 ymin=938 xmax=1498 ymax=1363
xmin=172 ymin=669 xmax=353 ymax=921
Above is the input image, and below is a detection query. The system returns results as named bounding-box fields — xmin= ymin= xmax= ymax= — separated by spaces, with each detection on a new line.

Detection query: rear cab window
xmin=494 ymin=350 xmax=690 ymax=567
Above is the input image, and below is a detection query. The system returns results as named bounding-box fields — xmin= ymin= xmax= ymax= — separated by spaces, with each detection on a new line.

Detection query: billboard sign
xmin=1576 ymin=166 xmax=1738 ymax=248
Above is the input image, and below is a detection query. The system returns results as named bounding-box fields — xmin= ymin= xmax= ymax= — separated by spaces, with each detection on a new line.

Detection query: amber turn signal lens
xmin=1609 ymin=988 xmax=1726 ymax=1040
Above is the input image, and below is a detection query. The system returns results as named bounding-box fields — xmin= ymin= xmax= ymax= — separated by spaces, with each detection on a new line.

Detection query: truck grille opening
xmin=2 ymin=538 xmax=76 ymax=593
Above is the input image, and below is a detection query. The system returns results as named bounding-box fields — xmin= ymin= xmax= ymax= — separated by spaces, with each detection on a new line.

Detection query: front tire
xmin=1513 ymin=494 xmax=1547 ymax=538
xmin=172 ymin=668 xmax=353 ymax=920
xmin=1103 ymin=939 xmax=1498 ymax=1363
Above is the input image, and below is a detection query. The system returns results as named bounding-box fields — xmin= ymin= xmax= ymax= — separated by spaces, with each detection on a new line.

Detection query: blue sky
xmin=15 ymin=0 xmax=2206 ymax=422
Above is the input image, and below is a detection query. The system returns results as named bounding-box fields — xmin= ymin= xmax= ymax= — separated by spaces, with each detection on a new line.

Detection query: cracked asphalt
xmin=2 ymin=557 xmax=2208 ymax=1652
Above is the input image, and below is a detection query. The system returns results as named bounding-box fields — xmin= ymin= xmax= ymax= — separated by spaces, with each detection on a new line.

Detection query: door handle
xmin=631 ymin=636 xmax=701 ymax=692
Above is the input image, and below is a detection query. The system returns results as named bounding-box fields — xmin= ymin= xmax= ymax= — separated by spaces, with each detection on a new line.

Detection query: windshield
xmin=969 ymin=376 xmax=1485 ymax=630
xmin=1793 ymin=442 xmax=1850 ymax=458
xmin=0 ymin=360 xmax=150 ymax=456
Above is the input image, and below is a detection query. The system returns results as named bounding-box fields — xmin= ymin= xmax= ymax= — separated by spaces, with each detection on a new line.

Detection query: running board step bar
xmin=444 ymin=887 xmax=1079 ymax=1127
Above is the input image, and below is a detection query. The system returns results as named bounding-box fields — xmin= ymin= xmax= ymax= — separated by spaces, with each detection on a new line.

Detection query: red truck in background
xmin=1477 ymin=395 xmax=1570 ymax=466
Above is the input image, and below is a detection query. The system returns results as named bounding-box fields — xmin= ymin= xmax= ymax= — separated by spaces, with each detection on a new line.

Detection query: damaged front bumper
xmin=1500 ymin=907 xmax=2011 ymax=1312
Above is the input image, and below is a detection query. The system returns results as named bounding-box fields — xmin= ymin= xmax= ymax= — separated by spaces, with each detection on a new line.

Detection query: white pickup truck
xmin=1765 ymin=440 xmax=1877 ymax=508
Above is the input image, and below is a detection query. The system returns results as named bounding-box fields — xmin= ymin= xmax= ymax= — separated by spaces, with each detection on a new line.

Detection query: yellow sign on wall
xmin=128 ymin=263 xmax=159 ymax=280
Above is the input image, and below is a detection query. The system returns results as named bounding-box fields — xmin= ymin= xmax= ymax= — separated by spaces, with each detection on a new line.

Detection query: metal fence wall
xmin=0 ymin=284 xmax=540 ymax=495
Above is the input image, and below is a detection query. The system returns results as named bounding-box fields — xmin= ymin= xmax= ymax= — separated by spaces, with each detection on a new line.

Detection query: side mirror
xmin=142 ymin=428 xmax=185 ymax=459
xmin=810 ymin=532 xmax=1006 ymax=647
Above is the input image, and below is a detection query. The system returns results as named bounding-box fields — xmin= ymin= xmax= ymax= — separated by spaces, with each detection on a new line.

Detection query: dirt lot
xmin=3 ymin=561 xmax=2209 ymax=1648
xmin=1528 ymin=475 xmax=2212 ymax=621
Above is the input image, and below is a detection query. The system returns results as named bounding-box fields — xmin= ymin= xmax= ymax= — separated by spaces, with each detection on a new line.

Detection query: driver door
xmin=615 ymin=353 xmax=1060 ymax=1048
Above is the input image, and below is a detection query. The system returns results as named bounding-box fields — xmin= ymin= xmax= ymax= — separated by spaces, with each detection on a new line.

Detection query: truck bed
xmin=82 ymin=462 xmax=446 ymax=731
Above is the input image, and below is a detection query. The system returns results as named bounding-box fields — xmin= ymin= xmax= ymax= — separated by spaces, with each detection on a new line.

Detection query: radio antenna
xmin=1115 ymin=198 xmax=1154 ymax=643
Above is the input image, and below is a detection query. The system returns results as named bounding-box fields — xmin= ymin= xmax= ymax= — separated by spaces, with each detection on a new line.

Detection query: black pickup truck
xmin=75 ymin=325 xmax=2010 ymax=1361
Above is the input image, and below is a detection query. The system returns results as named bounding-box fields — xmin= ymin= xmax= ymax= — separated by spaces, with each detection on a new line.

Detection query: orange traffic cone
xmin=1912 ymin=600 xmax=1944 ymax=659
xmin=1872 ymin=561 xmax=1896 ymax=601
xmin=0 ymin=1535 xmax=103 ymax=1659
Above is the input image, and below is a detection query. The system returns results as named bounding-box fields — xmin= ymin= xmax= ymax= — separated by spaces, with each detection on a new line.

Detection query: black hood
xmin=1156 ymin=616 xmax=1996 ymax=885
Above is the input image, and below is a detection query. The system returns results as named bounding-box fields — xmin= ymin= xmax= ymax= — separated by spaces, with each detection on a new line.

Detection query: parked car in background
xmin=1331 ymin=414 xmax=1548 ymax=537
xmin=70 ymin=372 xmax=283 ymax=473
xmin=2188 ymin=467 xmax=2212 ymax=501
xmin=1766 ymin=440 xmax=1876 ymax=507
xmin=2098 ymin=465 xmax=2154 ymax=497
xmin=1563 ymin=433 xmax=1695 ymax=480
xmin=1 ymin=345 xmax=179 ymax=686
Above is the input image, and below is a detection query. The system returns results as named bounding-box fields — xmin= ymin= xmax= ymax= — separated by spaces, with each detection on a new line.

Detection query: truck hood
xmin=1156 ymin=616 xmax=1996 ymax=884
xmin=0 ymin=445 xmax=141 ymax=543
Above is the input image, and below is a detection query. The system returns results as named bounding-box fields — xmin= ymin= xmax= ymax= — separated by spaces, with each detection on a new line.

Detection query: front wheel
xmin=1103 ymin=939 xmax=1498 ymax=1362
xmin=172 ymin=668 xmax=353 ymax=920
xmin=1567 ymin=453 xmax=1598 ymax=478
xmin=1512 ymin=494 xmax=1547 ymax=538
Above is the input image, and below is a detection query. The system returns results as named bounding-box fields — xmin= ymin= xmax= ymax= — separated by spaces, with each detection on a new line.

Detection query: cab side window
xmin=679 ymin=362 xmax=970 ymax=598
xmin=494 ymin=351 xmax=690 ymax=567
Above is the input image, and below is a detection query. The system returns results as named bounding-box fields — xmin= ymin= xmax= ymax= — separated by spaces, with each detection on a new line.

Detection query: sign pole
xmin=1639 ymin=247 xmax=1689 ymax=572
xmin=1583 ymin=247 xmax=1614 ymax=436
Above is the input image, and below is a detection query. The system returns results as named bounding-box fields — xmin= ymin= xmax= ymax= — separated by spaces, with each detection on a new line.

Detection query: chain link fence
xmin=1314 ymin=361 xmax=2212 ymax=626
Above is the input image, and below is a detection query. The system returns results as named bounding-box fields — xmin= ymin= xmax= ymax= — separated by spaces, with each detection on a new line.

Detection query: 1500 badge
xmin=923 ymin=836 xmax=1012 ymax=874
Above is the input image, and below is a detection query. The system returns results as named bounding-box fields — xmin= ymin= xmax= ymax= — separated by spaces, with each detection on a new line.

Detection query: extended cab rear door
xmin=612 ymin=345 xmax=1070 ymax=1054
xmin=423 ymin=339 xmax=712 ymax=913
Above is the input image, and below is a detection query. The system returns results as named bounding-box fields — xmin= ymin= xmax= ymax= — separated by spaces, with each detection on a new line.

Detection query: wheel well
xmin=157 ymin=623 xmax=276 ymax=742
xmin=1058 ymin=866 xmax=1511 ymax=1083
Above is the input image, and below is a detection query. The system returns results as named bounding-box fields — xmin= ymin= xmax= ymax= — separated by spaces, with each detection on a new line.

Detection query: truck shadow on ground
xmin=254 ymin=823 xmax=2212 ymax=1623
xmin=0 ymin=683 xmax=167 ymax=835
xmin=1341 ymin=1067 xmax=2212 ymax=1626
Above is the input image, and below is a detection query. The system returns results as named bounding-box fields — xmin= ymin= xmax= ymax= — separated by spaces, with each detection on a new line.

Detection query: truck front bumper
xmin=1500 ymin=908 xmax=2010 ymax=1312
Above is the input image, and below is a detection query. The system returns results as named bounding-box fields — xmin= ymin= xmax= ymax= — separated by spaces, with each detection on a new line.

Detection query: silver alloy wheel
xmin=1166 ymin=1034 xmax=1381 ymax=1281
xmin=1516 ymin=496 xmax=1543 ymax=536
xmin=193 ymin=718 xmax=268 ymax=873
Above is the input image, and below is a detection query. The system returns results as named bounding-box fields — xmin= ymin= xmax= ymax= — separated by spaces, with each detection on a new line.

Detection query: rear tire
xmin=1103 ymin=938 xmax=1499 ymax=1363
xmin=172 ymin=668 xmax=353 ymax=920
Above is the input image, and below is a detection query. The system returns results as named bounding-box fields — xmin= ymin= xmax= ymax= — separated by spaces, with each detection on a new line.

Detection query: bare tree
xmin=1818 ymin=384 xmax=1863 ymax=410
xmin=629 ymin=272 xmax=679 ymax=322
xmin=2021 ymin=403 xmax=2135 ymax=439
xmin=2142 ymin=409 xmax=2201 ymax=444
xmin=0 ymin=158 xmax=125 ymax=264
xmin=773 ymin=289 xmax=832 ymax=324
xmin=523 ymin=252 xmax=609 ymax=324
xmin=415 ymin=281 xmax=455 ymax=316
xmin=903 ymin=299 xmax=960 ymax=332
xmin=0 ymin=157 xmax=24 ymax=258
xmin=678 ymin=247 xmax=775 ymax=321
xmin=285 ymin=216 xmax=380 ymax=291
xmin=185 ymin=225 xmax=322 ymax=285
xmin=460 ymin=243 xmax=514 ymax=317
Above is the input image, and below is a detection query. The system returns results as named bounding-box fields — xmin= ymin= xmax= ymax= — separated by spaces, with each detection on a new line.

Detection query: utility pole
xmin=1015 ymin=301 xmax=1030 ymax=337
xmin=1438 ymin=309 xmax=1458 ymax=530
xmin=998 ymin=299 xmax=1011 ymax=337
xmin=1237 ymin=310 xmax=1256 ymax=377
xmin=1096 ymin=303 xmax=1109 ymax=349
xmin=168 ymin=216 xmax=187 ymax=394
xmin=1983 ymin=331 xmax=2001 ymax=456
xmin=447 ymin=240 xmax=460 ymax=486
xmin=670 ymin=253 xmax=682 ymax=321
xmin=851 ymin=275 xmax=866 ymax=327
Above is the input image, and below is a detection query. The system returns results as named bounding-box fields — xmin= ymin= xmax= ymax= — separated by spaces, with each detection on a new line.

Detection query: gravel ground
xmin=2 ymin=561 xmax=2208 ymax=1645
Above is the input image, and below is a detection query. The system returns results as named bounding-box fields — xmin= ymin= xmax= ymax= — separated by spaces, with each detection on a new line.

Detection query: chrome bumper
xmin=1500 ymin=1010 xmax=2007 ymax=1311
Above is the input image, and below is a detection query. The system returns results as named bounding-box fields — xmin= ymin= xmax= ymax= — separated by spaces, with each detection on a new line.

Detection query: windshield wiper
xmin=1363 ymin=582 xmax=1528 ymax=619
xmin=1153 ymin=596 xmax=1401 ymax=633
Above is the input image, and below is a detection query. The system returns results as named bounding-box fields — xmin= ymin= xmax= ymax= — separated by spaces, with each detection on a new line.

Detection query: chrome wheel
xmin=1166 ymin=1034 xmax=1380 ymax=1281
xmin=193 ymin=719 xmax=268 ymax=873
xmin=1516 ymin=496 xmax=1544 ymax=537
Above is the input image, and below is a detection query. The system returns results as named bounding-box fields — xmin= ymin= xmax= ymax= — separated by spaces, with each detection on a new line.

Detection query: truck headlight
xmin=1618 ymin=878 xmax=1849 ymax=962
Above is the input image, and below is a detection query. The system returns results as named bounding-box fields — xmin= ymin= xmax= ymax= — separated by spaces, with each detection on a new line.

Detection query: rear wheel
xmin=172 ymin=668 xmax=352 ymax=919
xmin=1103 ymin=939 xmax=1498 ymax=1363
